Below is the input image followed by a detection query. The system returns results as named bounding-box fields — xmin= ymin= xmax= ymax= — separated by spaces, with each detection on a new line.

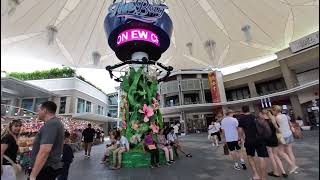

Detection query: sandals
xmin=289 ymin=166 xmax=299 ymax=174
xmin=110 ymin=166 xmax=121 ymax=170
xmin=268 ymin=172 xmax=280 ymax=177
xmin=186 ymin=154 xmax=192 ymax=158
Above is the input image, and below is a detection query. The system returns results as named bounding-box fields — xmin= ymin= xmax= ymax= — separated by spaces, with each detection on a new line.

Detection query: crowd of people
xmin=0 ymin=101 xmax=303 ymax=180
xmin=0 ymin=101 xmax=104 ymax=180
xmin=100 ymin=122 xmax=192 ymax=170
xmin=207 ymin=105 xmax=299 ymax=180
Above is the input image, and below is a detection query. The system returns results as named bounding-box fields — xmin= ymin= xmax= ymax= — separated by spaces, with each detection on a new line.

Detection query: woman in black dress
xmin=260 ymin=110 xmax=288 ymax=178
xmin=1 ymin=119 xmax=22 ymax=180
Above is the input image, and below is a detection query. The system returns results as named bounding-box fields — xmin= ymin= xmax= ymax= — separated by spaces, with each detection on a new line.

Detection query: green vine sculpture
xmin=119 ymin=66 xmax=163 ymax=150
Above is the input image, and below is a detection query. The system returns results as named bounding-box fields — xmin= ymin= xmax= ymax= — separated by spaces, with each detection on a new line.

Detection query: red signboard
xmin=208 ymin=71 xmax=221 ymax=103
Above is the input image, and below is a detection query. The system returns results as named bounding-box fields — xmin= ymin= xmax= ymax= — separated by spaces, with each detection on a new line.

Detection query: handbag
xmin=223 ymin=143 xmax=229 ymax=155
xmin=290 ymin=122 xmax=302 ymax=139
xmin=3 ymin=155 xmax=22 ymax=174
xmin=276 ymin=132 xmax=286 ymax=145
xmin=147 ymin=144 xmax=157 ymax=150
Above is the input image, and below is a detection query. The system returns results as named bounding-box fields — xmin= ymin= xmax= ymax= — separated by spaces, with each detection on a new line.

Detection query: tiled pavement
xmin=18 ymin=130 xmax=319 ymax=180
xmin=69 ymin=130 xmax=319 ymax=180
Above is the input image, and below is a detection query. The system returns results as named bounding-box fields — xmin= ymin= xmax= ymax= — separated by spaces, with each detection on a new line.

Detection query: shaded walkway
xmin=67 ymin=130 xmax=319 ymax=180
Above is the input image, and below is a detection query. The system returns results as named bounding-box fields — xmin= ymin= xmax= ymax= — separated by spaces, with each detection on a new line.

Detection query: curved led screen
xmin=117 ymin=29 xmax=160 ymax=47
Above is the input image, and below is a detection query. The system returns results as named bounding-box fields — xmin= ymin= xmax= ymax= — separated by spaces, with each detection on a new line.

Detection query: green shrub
xmin=8 ymin=67 xmax=106 ymax=94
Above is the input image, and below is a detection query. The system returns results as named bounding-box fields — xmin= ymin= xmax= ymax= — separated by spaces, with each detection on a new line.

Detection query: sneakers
xmin=241 ymin=163 xmax=247 ymax=170
xmin=166 ymin=161 xmax=172 ymax=166
xmin=149 ymin=165 xmax=155 ymax=169
xmin=212 ymin=143 xmax=215 ymax=147
xmin=155 ymin=163 xmax=160 ymax=168
xmin=233 ymin=164 xmax=241 ymax=171
xmin=170 ymin=160 xmax=175 ymax=164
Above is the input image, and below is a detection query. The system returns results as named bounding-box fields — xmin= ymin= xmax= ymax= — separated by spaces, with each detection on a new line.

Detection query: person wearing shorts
xmin=272 ymin=105 xmax=298 ymax=174
xmin=221 ymin=110 xmax=243 ymax=171
xmin=208 ymin=120 xmax=220 ymax=147
xmin=82 ymin=124 xmax=96 ymax=158
xmin=238 ymin=106 xmax=268 ymax=180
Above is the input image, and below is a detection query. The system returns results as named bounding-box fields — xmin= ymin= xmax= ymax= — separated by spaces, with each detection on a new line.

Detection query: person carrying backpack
xmin=237 ymin=106 xmax=269 ymax=180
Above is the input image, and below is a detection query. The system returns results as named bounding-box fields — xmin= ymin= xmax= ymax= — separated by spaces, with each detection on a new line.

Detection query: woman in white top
xmin=208 ymin=120 xmax=220 ymax=147
xmin=272 ymin=105 xmax=298 ymax=174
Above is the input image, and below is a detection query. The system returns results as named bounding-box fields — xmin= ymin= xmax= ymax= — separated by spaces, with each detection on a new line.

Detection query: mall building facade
xmin=1 ymin=76 xmax=118 ymax=132
xmin=159 ymin=35 xmax=319 ymax=134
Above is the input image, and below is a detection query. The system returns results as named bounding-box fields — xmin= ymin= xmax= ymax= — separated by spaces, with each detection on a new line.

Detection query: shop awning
xmin=1 ymin=77 xmax=56 ymax=98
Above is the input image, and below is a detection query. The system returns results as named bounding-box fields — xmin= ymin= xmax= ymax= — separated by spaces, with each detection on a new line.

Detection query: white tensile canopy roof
xmin=1 ymin=0 xmax=319 ymax=71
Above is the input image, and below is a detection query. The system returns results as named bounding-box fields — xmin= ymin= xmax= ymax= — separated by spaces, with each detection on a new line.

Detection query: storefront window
xmin=108 ymin=95 xmax=118 ymax=105
xmin=183 ymin=92 xmax=200 ymax=105
xmin=86 ymin=101 xmax=92 ymax=113
xmin=256 ymin=78 xmax=286 ymax=95
xmin=164 ymin=95 xmax=179 ymax=107
xmin=59 ymin=97 xmax=67 ymax=114
xmin=77 ymin=98 xmax=85 ymax=113
xmin=21 ymin=99 xmax=34 ymax=111
xmin=226 ymin=87 xmax=250 ymax=101
xmin=204 ymin=90 xmax=212 ymax=103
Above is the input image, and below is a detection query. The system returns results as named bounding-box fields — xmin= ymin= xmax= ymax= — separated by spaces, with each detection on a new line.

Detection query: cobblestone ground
xmin=18 ymin=130 xmax=319 ymax=180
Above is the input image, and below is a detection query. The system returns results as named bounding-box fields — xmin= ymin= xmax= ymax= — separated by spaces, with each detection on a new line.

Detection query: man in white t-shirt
xmin=221 ymin=109 xmax=242 ymax=171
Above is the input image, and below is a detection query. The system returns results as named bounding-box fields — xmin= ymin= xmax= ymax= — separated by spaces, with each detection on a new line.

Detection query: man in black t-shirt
xmin=238 ymin=106 xmax=268 ymax=180
xmin=82 ymin=124 xmax=96 ymax=158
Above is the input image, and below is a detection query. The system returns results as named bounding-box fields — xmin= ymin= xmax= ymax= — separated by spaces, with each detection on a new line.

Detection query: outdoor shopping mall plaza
xmin=16 ymin=130 xmax=318 ymax=180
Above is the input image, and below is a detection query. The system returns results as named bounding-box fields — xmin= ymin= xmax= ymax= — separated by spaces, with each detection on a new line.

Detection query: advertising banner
xmin=208 ymin=71 xmax=221 ymax=103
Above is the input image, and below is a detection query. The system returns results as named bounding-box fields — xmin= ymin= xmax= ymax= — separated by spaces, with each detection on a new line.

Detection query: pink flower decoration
xmin=139 ymin=104 xmax=154 ymax=122
xmin=156 ymin=93 xmax=160 ymax=100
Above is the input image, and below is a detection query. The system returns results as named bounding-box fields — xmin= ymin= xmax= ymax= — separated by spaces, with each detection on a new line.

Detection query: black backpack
xmin=255 ymin=117 xmax=272 ymax=140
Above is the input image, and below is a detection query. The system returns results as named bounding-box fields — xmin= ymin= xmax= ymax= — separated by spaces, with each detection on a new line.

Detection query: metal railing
xmin=1 ymin=104 xmax=37 ymax=117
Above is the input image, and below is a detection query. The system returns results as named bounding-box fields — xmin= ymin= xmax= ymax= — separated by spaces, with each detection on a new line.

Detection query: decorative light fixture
xmin=47 ymin=25 xmax=58 ymax=45
xmin=8 ymin=0 xmax=20 ymax=16
xmin=204 ymin=40 xmax=216 ymax=61
xmin=241 ymin=25 xmax=252 ymax=42
xmin=92 ymin=51 xmax=101 ymax=66
xmin=186 ymin=42 xmax=193 ymax=55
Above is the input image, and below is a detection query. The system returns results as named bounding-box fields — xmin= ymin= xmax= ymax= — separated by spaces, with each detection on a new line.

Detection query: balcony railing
xmin=1 ymin=104 xmax=37 ymax=117
xmin=183 ymin=101 xmax=201 ymax=105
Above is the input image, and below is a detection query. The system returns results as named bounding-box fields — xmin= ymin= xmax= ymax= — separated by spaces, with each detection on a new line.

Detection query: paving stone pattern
xmin=18 ymin=130 xmax=319 ymax=180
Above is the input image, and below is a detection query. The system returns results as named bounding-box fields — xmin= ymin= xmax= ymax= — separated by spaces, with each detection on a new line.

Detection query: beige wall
xmin=224 ymin=67 xmax=283 ymax=89
xmin=53 ymin=89 xmax=107 ymax=114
